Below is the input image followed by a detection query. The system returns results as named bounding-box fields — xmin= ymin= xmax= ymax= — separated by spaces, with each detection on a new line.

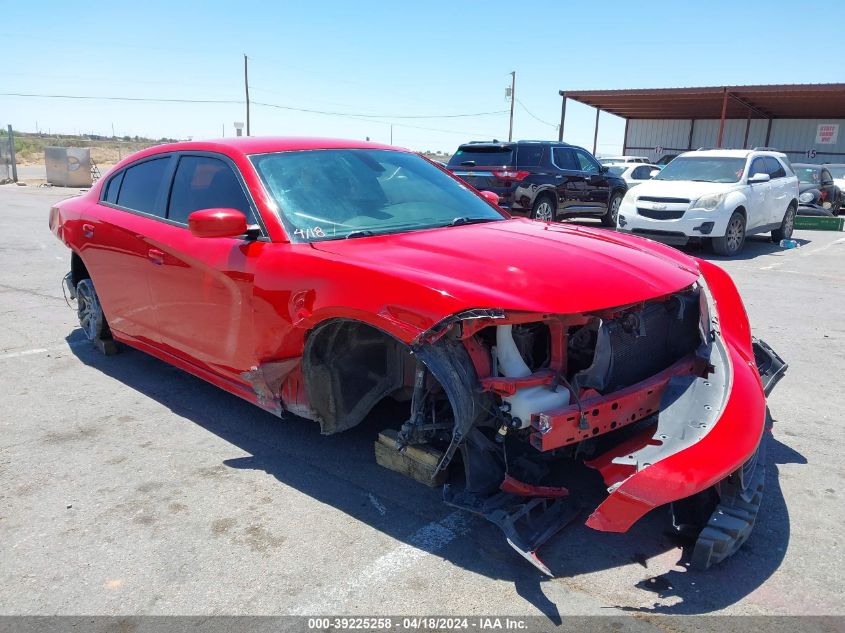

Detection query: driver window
xmin=749 ymin=158 xmax=767 ymax=179
xmin=168 ymin=156 xmax=253 ymax=225
xmin=574 ymin=150 xmax=600 ymax=174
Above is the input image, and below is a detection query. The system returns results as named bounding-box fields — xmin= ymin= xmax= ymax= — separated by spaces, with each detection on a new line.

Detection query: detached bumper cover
xmin=585 ymin=258 xmax=780 ymax=533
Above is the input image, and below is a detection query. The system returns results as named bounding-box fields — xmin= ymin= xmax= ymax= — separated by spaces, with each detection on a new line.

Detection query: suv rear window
xmin=448 ymin=146 xmax=514 ymax=167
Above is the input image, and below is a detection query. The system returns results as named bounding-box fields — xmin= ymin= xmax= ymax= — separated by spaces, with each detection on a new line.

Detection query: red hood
xmin=311 ymin=218 xmax=700 ymax=315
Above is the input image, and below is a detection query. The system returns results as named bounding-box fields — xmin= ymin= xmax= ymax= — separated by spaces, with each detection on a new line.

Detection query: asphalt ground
xmin=1 ymin=184 xmax=843 ymax=621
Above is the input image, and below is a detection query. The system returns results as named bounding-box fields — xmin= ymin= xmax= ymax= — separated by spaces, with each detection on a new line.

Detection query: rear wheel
xmin=530 ymin=195 xmax=556 ymax=222
xmin=601 ymin=192 xmax=623 ymax=227
xmin=771 ymin=203 xmax=796 ymax=243
xmin=712 ymin=211 xmax=746 ymax=256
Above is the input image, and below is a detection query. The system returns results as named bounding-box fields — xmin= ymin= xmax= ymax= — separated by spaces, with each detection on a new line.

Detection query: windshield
xmin=251 ymin=149 xmax=505 ymax=242
xmin=794 ymin=167 xmax=821 ymax=184
xmin=827 ymin=165 xmax=845 ymax=179
xmin=655 ymin=156 xmax=746 ymax=183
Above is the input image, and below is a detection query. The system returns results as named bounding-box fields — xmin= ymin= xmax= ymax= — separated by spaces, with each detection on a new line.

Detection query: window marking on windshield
xmin=294 ymin=227 xmax=326 ymax=240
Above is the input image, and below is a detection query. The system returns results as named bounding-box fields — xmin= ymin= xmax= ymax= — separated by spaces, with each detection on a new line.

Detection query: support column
xmin=765 ymin=118 xmax=773 ymax=146
xmin=687 ymin=119 xmax=696 ymax=149
xmin=558 ymin=92 xmax=567 ymax=142
xmin=592 ymin=107 xmax=600 ymax=155
xmin=622 ymin=118 xmax=629 ymax=154
xmin=716 ymin=88 xmax=728 ymax=148
xmin=743 ymin=108 xmax=751 ymax=149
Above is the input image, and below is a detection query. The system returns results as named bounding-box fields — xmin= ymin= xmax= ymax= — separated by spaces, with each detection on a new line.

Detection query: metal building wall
xmin=625 ymin=118 xmax=844 ymax=164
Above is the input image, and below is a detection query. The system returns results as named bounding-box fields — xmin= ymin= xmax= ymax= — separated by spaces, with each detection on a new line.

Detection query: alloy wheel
xmin=726 ymin=217 xmax=744 ymax=252
xmin=534 ymin=201 xmax=554 ymax=222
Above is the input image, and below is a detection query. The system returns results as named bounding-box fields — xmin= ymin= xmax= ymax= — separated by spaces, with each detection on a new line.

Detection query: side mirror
xmin=479 ymin=190 xmax=500 ymax=205
xmin=188 ymin=208 xmax=248 ymax=238
xmin=748 ymin=173 xmax=770 ymax=184
xmin=600 ymin=165 xmax=609 ymax=173
xmin=649 ymin=169 xmax=660 ymax=178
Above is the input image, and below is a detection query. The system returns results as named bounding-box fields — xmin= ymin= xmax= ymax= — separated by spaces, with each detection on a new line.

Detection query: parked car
xmin=605 ymin=162 xmax=661 ymax=188
xmin=826 ymin=163 xmax=845 ymax=194
xmin=655 ymin=154 xmax=679 ymax=165
xmin=446 ymin=140 xmax=627 ymax=226
xmin=598 ymin=155 xmax=649 ymax=164
xmin=793 ymin=163 xmax=841 ymax=215
xmin=617 ymin=149 xmax=799 ymax=256
xmin=49 ymin=137 xmax=786 ymax=575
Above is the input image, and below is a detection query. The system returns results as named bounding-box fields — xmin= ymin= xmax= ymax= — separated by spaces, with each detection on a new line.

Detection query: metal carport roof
xmin=557 ymin=84 xmax=845 ymax=151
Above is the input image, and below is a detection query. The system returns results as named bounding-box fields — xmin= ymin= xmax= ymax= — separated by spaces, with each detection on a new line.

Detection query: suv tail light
xmin=492 ymin=170 xmax=530 ymax=181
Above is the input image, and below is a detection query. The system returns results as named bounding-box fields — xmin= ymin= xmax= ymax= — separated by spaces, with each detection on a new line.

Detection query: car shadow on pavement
xmin=68 ymin=335 xmax=804 ymax=618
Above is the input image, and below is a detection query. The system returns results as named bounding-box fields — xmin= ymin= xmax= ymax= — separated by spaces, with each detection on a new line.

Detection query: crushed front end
xmin=403 ymin=258 xmax=786 ymax=575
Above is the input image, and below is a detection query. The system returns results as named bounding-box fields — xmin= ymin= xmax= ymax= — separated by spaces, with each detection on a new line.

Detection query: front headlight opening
xmin=798 ymin=192 xmax=814 ymax=203
xmin=691 ymin=193 xmax=726 ymax=211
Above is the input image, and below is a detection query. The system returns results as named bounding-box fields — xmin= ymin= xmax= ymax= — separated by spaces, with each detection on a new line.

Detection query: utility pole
xmin=8 ymin=125 xmax=18 ymax=183
xmin=244 ymin=54 xmax=251 ymax=136
xmin=508 ymin=71 xmax=516 ymax=142
xmin=390 ymin=124 xmax=394 ymax=145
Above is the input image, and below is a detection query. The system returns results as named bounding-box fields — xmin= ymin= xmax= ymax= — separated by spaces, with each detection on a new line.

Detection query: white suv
xmin=616 ymin=149 xmax=799 ymax=256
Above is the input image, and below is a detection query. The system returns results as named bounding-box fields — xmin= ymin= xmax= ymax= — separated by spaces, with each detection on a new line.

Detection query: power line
xmin=516 ymin=98 xmax=558 ymax=128
xmin=0 ymin=92 xmax=240 ymax=104
xmin=251 ymin=100 xmax=507 ymax=120
xmin=2 ymin=92 xmax=507 ymax=119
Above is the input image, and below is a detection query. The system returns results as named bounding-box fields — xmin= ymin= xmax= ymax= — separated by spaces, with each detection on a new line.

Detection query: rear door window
xmin=516 ymin=145 xmax=544 ymax=167
xmin=116 ymin=157 xmax=172 ymax=216
xmin=552 ymin=147 xmax=578 ymax=170
xmin=448 ymin=146 xmax=514 ymax=167
xmin=167 ymin=155 xmax=253 ymax=225
xmin=102 ymin=171 xmax=124 ymax=204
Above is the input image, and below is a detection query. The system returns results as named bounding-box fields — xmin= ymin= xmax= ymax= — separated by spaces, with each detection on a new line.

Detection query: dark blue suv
xmin=446 ymin=140 xmax=628 ymax=226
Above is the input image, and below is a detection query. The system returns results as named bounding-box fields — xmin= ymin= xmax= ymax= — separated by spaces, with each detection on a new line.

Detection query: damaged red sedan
xmin=49 ymin=137 xmax=786 ymax=575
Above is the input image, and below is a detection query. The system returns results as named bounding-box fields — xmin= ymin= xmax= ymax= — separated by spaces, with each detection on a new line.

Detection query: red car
xmin=49 ymin=137 xmax=786 ymax=575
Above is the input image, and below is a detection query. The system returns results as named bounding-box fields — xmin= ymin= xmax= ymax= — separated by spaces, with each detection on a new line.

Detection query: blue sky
xmin=1 ymin=1 xmax=839 ymax=154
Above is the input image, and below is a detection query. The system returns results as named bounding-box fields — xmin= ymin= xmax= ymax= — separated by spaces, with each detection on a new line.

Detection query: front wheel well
xmin=302 ymin=319 xmax=410 ymax=434
xmin=732 ymin=205 xmax=747 ymax=220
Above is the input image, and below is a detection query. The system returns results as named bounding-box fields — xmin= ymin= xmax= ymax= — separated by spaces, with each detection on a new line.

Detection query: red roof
xmin=561 ymin=84 xmax=845 ymax=119
xmin=172 ymin=136 xmax=402 ymax=154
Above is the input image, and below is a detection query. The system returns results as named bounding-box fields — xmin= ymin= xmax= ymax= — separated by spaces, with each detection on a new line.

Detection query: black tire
xmin=689 ymin=434 xmax=767 ymax=570
xmin=771 ymin=203 xmax=796 ymax=243
xmin=712 ymin=211 xmax=746 ymax=256
xmin=601 ymin=191 xmax=623 ymax=227
xmin=530 ymin=194 xmax=556 ymax=222
xmin=832 ymin=191 xmax=842 ymax=215
xmin=76 ymin=279 xmax=111 ymax=344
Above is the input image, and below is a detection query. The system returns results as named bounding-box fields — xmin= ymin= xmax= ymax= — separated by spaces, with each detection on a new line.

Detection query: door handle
xmin=147 ymin=248 xmax=165 ymax=265
xmin=82 ymin=223 xmax=95 ymax=238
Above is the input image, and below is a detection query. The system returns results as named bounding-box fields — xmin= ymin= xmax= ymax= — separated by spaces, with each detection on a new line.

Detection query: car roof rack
xmin=752 ymin=146 xmax=780 ymax=151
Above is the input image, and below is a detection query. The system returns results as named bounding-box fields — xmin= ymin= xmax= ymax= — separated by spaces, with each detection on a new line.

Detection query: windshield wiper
xmin=444 ymin=216 xmax=499 ymax=227
xmin=345 ymin=229 xmax=377 ymax=239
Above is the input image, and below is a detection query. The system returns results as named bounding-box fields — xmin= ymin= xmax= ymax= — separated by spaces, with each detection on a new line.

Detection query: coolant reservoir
xmin=496 ymin=325 xmax=570 ymax=428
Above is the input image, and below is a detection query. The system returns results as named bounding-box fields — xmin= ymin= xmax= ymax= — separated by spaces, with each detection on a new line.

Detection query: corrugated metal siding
xmin=625 ymin=119 xmax=691 ymax=161
xmin=768 ymin=119 xmax=845 ymax=164
xmin=625 ymin=118 xmax=845 ymax=164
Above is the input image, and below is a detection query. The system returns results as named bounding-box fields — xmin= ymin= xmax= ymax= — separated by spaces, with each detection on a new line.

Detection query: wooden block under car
xmin=374 ymin=428 xmax=449 ymax=487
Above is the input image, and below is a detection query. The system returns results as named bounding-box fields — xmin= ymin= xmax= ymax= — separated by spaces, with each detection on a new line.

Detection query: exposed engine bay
xmin=379 ymin=278 xmax=786 ymax=575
